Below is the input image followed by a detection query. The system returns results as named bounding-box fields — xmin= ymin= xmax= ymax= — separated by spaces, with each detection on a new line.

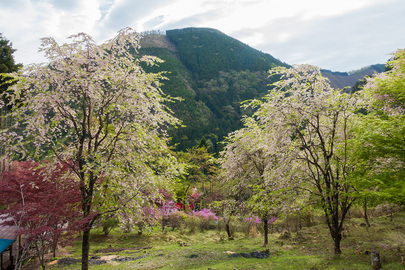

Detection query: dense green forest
xmin=139 ymin=28 xmax=289 ymax=151
xmin=165 ymin=28 xmax=288 ymax=80
xmin=138 ymin=28 xmax=384 ymax=151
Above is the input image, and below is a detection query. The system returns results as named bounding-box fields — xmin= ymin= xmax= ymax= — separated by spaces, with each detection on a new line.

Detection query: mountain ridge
xmin=137 ymin=27 xmax=385 ymax=151
xmin=321 ymin=64 xmax=385 ymax=89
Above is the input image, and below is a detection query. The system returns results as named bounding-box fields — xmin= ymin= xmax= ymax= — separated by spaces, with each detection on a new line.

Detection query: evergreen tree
xmin=0 ymin=33 xmax=22 ymax=172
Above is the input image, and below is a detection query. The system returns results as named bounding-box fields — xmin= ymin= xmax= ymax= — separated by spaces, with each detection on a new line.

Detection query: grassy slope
xmin=46 ymin=209 xmax=405 ymax=269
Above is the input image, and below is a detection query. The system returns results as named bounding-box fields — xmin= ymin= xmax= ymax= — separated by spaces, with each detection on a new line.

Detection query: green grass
xmin=46 ymin=211 xmax=405 ymax=269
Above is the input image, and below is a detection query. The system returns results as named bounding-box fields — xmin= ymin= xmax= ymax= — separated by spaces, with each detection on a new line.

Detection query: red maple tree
xmin=0 ymin=161 xmax=81 ymax=269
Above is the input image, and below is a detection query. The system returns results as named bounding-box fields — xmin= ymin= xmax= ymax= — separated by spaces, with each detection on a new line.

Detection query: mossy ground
xmin=43 ymin=209 xmax=405 ymax=269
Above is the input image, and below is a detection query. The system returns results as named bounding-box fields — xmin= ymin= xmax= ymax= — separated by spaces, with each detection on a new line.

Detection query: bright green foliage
xmin=352 ymin=49 xmax=405 ymax=205
xmin=0 ymin=33 xmax=22 ymax=172
xmin=174 ymin=143 xmax=218 ymax=208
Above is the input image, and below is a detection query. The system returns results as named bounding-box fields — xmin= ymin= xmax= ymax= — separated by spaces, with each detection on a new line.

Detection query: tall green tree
xmin=352 ymin=49 xmax=405 ymax=206
xmin=0 ymin=28 xmax=181 ymax=270
xmin=0 ymin=33 xmax=22 ymax=172
xmin=0 ymin=33 xmax=21 ymax=73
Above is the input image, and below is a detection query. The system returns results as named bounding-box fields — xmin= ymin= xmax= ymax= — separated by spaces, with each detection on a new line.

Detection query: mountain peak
xmin=166 ymin=27 xmax=289 ymax=79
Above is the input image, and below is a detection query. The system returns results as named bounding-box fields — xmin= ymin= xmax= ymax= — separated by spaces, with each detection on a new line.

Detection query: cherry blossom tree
xmin=263 ymin=65 xmax=361 ymax=254
xmin=1 ymin=28 xmax=181 ymax=269
xmin=219 ymin=113 xmax=295 ymax=246
xmin=221 ymin=64 xmax=360 ymax=254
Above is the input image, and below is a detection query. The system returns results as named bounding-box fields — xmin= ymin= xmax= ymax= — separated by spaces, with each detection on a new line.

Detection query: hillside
xmin=321 ymin=64 xmax=385 ymax=90
xmin=166 ymin=27 xmax=289 ymax=80
xmin=137 ymin=28 xmax=384 ymax=151
xmin=138 ymin=28 xmax=288 ymax=151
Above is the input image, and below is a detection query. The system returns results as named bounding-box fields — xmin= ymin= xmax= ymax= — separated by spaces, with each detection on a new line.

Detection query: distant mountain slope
xmin=138 ymin=28 xmax=287 ymax=151
xmin=166 ymin=27 xmax=289 ymax=79
xmin=321 ymin=64 xmax=385 ymax=89
xmin=138 ymin=28 xmax=385 ymax=151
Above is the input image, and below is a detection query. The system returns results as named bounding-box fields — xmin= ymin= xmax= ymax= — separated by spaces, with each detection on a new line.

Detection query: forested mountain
xmin=165 ymin=28 xmax=288 ymax=80
xmin=138 ymin=28 xmax=289 ymax=151
xmin=137 ymin=27 xmax=383 ymax=151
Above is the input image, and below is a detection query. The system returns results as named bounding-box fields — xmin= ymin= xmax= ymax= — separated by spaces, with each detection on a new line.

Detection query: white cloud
xmin=0 ymin=0 xmax=403 ymax=71
xmin=0 ymin=0 xmax=103 ymax=64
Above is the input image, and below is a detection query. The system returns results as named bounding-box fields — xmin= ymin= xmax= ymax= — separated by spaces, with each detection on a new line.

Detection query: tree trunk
xmin=263 ymin=220 xmax=268 ymax=247
xmin=333 ymin=232 xmax=342 ymax=254
xmin=35 ymin=240 xmax=46 ymax=270
xmin=81 ymin=228 xmax=91 ymax=270
xmin=327 ymin=211 xmax=343 ymax=255
xmin=137 ymin=224 xmax=143 ymax=235
xmin=53 ymin=242 xmax=57 ymax=258
xmin=363 ymin=198 xmax=371 ymax=227
xmin=225 ymin=219 xmax=232 ymax=239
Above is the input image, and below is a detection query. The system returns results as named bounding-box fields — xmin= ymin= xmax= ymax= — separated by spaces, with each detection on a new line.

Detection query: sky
xmin=1 ymin=0 xmax=404 ymax=72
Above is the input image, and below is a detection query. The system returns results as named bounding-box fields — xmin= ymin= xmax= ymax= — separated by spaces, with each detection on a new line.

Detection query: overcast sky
xmin=1 ymin=0 xmax=404 ymax=71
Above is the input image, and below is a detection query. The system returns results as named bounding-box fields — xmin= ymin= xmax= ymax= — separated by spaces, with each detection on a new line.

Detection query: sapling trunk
xmin=364 ymin=198 xmax=371 ymax=227
xmin=263 ymin=220 xmax=268 ymax=247
xmin=81 ymin=228 xmax=91 ymax=270
xmin=225 ymin=219 xmax=232 ymax=238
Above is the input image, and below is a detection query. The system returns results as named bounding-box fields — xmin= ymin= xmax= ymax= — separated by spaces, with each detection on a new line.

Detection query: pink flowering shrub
xmin=188 ymin=191 xmax=203 ymax=210
xmin=163 ymin=211 xmax=187 ymax=231
xmin=187 ymin=208 xmax=219 ymax=232
xmin=159 ymin=201 xmax=187 ymax=231
xmin=191 ymin=208 xmax=219 ymax=220
xmin=135 ymin=206 xmax=159 ymax=235
xmin=160 ymin=200 xmax=177 ymax=215
xmin=245 ymin=216 xmax=262 ymax=224
xmin=158 ymin=202 xmax=220 ymax=233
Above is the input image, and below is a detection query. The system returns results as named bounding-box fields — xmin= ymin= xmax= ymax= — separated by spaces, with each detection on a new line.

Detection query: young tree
xmin=175 ymin=144 xmax=218 ymax=210
xmin=229 ymin=65 xmax=360 ymax=254
xmin=1 ymin=28 xmax=181 ymax=270
xmin=220 ymin=113 xmax=295 ymax=246
xmin=0 ymin=161 xmax=81 ymax=270
xmin=210 ymin=198 xmax=245 ymax=239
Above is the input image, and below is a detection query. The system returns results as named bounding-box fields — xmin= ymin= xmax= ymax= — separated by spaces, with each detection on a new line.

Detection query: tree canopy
xmin=0 ymin=33 xmax=22 ymax=73
xmin=220 ymin=64 xmax=362 ymax=254
xmin=1 ymin=28 xmax=182 ymax=270
xmin=351 ymin=49 xmax=405 ymax=205
xmin=0 ymin=33 xmax=22 ymax=172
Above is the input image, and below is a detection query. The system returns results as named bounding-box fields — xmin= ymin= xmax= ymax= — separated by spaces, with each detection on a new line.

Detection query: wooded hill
xmin=137 ymin=27 xmax=383 ymax=151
